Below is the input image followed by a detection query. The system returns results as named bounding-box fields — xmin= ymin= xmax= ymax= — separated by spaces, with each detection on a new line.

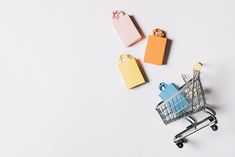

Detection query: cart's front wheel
xmin=211 ymin=125 xmax=218 ymax=131
xmin=176 ymin=142 xmax=183 ymax=148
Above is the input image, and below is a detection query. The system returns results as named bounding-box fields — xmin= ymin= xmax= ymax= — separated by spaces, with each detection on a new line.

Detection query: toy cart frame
xmin=156 ymin=63 xmax=218 ymax=148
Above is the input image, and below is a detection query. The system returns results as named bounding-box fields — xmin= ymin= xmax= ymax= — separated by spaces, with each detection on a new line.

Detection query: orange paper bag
xmin=144 ymin=28 xmax=168 ymax=65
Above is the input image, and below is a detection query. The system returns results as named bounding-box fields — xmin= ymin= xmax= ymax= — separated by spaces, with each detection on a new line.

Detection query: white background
xmin=0 ymin=0 xmax=234 ymax=156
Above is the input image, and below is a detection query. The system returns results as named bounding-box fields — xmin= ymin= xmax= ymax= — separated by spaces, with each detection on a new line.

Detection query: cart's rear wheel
xmin=211 ymin=125 xmax=218 ymax=131
xmin=209 ymin=116 xmax=214 ymax=122
xmin=176 ymin=142 xmax=183 ymax=148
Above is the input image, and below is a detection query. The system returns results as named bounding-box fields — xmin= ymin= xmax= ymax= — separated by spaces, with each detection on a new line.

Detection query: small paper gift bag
xmin=159 ymin=82 xmax=189 ymax=114
xmin=144 ymin=28 xmax=168 ymax=65
xmin=118 ymin=54 xmax=145 ymax=89
xmin=112 ymin=10 xmax=142 ymax=47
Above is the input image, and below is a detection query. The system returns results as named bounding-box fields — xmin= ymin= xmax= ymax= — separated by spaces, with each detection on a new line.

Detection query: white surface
xmin=0 ymin=0 xmax=235 ymax=156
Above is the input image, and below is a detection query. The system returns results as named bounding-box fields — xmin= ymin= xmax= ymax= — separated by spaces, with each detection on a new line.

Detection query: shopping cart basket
xmin=156 ymin=63 xmax=218 ymax=148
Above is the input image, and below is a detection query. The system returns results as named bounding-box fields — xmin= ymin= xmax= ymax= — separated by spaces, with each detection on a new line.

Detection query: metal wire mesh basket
xmin=155 ymin=63 xmax=218 ymax=148
xmin=156 ymin=66 xmax=206 ymax=125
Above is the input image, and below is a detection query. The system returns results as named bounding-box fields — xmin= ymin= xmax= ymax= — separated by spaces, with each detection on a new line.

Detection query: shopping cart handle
xmin=194 ymin=62 xmax=202 ymax=71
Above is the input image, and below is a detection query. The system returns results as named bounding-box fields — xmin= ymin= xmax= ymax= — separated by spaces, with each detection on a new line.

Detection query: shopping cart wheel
xmin=209 ymin=116 xmax=214 ymax=122
xmin=176 ymin=142 xmax=183 ymax=148
xmin=211 ymin=125 xmax=218 ymax=131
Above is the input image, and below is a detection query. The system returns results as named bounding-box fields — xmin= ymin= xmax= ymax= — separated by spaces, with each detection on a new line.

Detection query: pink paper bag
xmin=112 ymin=10 xmax=142 ymax=47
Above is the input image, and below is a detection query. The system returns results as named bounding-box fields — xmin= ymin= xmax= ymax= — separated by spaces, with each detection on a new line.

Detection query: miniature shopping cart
xmin=156 ymin=63 xmax=218 ymax=148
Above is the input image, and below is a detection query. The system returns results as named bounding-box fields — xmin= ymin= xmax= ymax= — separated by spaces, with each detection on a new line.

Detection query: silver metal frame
xmin=156 ymin=66 xmax=218 ymax=148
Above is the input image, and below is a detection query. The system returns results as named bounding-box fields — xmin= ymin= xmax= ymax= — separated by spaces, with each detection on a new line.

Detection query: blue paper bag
xmin=159 ymin=82 xmax=189 ymax=114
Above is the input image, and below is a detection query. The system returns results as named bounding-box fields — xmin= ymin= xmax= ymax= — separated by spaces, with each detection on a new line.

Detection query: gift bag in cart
xmin=156 ymin=62 xmax=218 ymax=148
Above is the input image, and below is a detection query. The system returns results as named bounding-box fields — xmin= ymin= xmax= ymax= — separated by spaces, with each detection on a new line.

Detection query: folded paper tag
xmin=118 ymin=54 xmax=145 ymax=89
xmin=112 ymin=10 xmax=142 ymax=47
xmin=144 ymin=28 xmax=168 ymax=65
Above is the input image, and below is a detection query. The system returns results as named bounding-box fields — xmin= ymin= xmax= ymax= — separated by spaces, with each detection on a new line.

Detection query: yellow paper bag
xmin=118 ymin=54 xmax=145 ymax=89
